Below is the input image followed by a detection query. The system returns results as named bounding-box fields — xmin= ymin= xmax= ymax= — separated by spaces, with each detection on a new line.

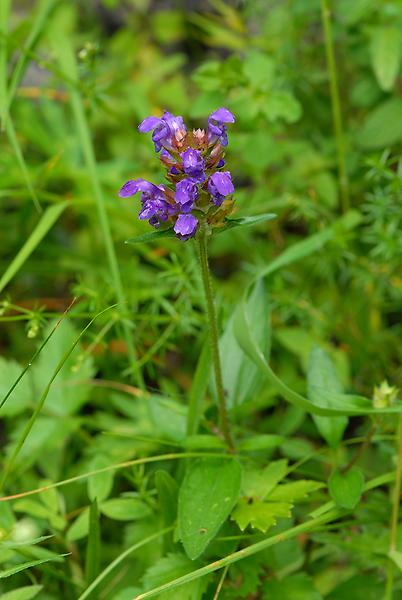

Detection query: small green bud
xmin=373 ymin=380 xmax=398 ymax=408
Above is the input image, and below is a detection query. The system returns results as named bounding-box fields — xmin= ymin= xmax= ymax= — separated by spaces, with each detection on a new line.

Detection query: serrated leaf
xmin=370 ymin=26 xmax=401 ymax=91
xmin=178 ymin=458 xmax=242 ymax=559
xmin=88 ymin=455 xmax=114 ymax=502
xmin=242 ymin=460 xmax=288 ymax=500
xmin=308 ymin=347 xmax=348 ymax=447
xmin=231 ymin=499 xmax=291 ymax=532
xmin=125 ymin=228 xmax=176 ymax=244
xmin=1 ymin=585 xmax=43 ymax=600
xmin=100 ymin=498 xmax=151 ymax=521
xmin=328 ymin=467 xmax=364 ymax=509
xmin=268 ymin=480 xmax=324 ymax=502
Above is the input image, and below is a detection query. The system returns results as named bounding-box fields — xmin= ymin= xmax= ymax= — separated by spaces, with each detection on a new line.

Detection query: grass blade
xmin=0 ymin=0 xmax=11 ymax=129
xmin=0 ymin=202 xmax=67 ymax=294
xmin=85 ymin=499 xmax=100 ymax=594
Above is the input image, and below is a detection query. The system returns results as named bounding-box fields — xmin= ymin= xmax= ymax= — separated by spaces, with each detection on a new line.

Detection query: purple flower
xmin=175 ymin=179 xmax=198 ymax=213
xmin=139 ymin=111 xmax=186 ymax=152
xmin=181 ymin=148 xmax=205 ymax=183
xmin=119 ymin=178 xmax=175 ymax=228
xmin=208 ymin=107 xmax=235 ymax=147
xmin=174 ymin=214 xmax=198 ymax=241
xmin=207 ymin=171 xmax=235 ymax=206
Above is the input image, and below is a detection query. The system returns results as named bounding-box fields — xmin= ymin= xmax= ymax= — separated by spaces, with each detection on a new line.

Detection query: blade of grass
xmin=0 ymin=453 xmax=233 ymax=501
xmin=0 ymin=304 xmax=116 ymax=491
xmin=0 ymin=202 xmax=67 ymax=294
xmin=6 ymin=0 xmax=59 ymax=117
xmin=187 ymin=337 xmax=211 ymax=435
xmin=0 ymin=0 xmax=11 ymax=129
xmin=50 ymin=14 xmax=143 ymax=387
xmin=77 ymin=526 xmax=173 ymax=600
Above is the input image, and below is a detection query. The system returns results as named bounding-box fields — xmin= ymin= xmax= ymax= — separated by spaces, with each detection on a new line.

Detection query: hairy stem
xmin=320 ymin=0 xmax=350 ymax=213
xmin=385 ymin=416 xmax=402 ymax=599
xmin=197 ymin=228 xmax=234 ymax=452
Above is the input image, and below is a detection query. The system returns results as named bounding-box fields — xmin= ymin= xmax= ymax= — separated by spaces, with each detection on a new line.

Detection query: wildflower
xmin=119 ymin=107 xmax=236 ymax=240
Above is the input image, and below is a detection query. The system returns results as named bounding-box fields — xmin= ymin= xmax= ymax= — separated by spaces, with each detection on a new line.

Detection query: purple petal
xmin=209 ymin=171 xmax=234 ymax=196
xmin=138 ymin=116 xmax=161 ymax=133
xmin=209 ymin=107 xmax=235 ymax=123
xmin=174 ymin=214 xmax=198 ymax=239
xmin=175 ymin=178 xmax=198 ymax=210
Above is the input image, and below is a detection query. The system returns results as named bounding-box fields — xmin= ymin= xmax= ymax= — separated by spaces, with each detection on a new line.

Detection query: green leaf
xmin=222 ymin=213 xmax=276 ymax=233
xmin=149 ymin=396 xmax=187 ymax=442
xmin=262 ymin=573 xmax=322 ymax=599
xmin=328 ymin=467 xmax=364 ymax=509
xmin=88 ymin=455 xmax=114 ymax=503
xmin=268 ymin=480 xmax=324 ymax=502
xmin=0 ymin=202 xmax=67 ymax=293
xmin=0 ymin=357 xmax=32 ymax=417
xmin=187 ymin=338 xmax=211 ymax=436
xmin=125 ymin=228 xmax=176 ymax=245
xmin=307 ymin=347 xmax=348 ymax=447
xmin=263 ymin=90 xmax=302 ymax=123
xmin=180 ymin=435 xmax=226 ymax=450
xmin=67 ymin=508 xmax=90 ymax=542
xmin=358 ymin=98 xmax=402 ymax=149
xmin=142 ymin=553 xmax=208 ymax=600
xmin=0 ymin=556 xmax=65 ymax=578
xmin=231 ymin=499 xmax=291 ymax=532
xmin=237 ymin=435 xmax=284 ymax=452
xmin=155 ymin=470 xmax=178 ymax=527
xmin=219 ymin=279 xmax=270 ymax=409
xmin=178 ymin=458 xmax=242 ymax=559
xmin=370 ymin=26 xmax=401 ymax=92
xmin=242 ymin=460 xmax=288 ymax=500
xmin=389 ymin=549 xmax=402 ymax=571
xmin=1 ymin=586 xmax=43 ymax=600
xmin=85 ymin=500 xmax=100 ymax=588
xmin=100 ymin=498 xmax=151 ymax=521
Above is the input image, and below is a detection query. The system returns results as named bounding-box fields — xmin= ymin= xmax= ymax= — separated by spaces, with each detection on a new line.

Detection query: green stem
xmin=320 ymin=0 xmax=350 ymax=213
xmin=197 ymin=228 xmax=234 ymax=452
xmin=385 ymin=416 xmax=402 ymax=599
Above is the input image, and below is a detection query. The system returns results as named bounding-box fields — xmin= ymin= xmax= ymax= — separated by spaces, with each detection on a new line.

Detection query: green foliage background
xmin=0 ymin=0 xmax=402 ymax=598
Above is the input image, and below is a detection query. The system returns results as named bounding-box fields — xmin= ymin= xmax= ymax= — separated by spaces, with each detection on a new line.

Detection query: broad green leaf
xmin=219 ymin=279 xmax=270 ymax=409
xmin=237 ymin=435 xmax=284 ymax=452
xmin=370 ymin=26 xmax=401 ymax=92
xmin=0 ymin=203 xmax=67 ymax=294
xmin=263 ymin=573 xmax=322 ymax=599
xmin=243 ymin=50 xmax=275 ymax=88
xmin=326 ymin=574 xmax=383 ymax=600
xmin=0 ymin=358 xmax=32 ymax=417
xmin=233 ymin=285 xmax=402 ymax=416
xmin=264 ymin=90 xmax=302 ymax=123
xmin=155 ymin=470 xmax=178 ymax=527
xmin=32 ymin=319 xmax=95 ymax=416
xmin=142 ymin=553 xmax=207 ymax=600
xmin=125 ymin=228 xmax=176 ymax=244
xmin=88 ymin=455 xmax=114 ymax=503
xmin=328 ymin=467 xmax=364 ymax=509
xmin=268 ymin=480 xmax=324 ymax=502
xmin=231 ymin=499 xmax=291 ymax=532
xmin=14 ymin=499 xmax=64 ymax=530
xmin=100 ymin=498 xmax=151 ymax=521
xmin=308 ymin=347 xmax=348 ymax=447
xmin=178 ymin=458 xmax=241 ymax=559
xmin=67 ymin=508 xmax=89 ymax=542
xmin=242 ymin=460 xmax=288 ymax=500
xmin=1 ymin=586 xmax=43 ymax=600
xmin=358 ymin=98 xmax=402 ymax=149
xmin=148 ymin=396 xmax=187 ymax=442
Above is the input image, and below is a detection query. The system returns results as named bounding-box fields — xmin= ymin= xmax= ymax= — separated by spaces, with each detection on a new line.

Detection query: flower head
xmin=120 ymin=108 xmax=235 ymax=240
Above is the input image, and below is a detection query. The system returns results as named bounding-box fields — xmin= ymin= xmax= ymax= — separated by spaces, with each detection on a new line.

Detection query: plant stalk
xmin=320 ymin=0 xmax=350 ymax=213
xmin=197 ymin=228 xmax=234 ymax=452
xmin=385 ymin=415 xmax=402 ymax=599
